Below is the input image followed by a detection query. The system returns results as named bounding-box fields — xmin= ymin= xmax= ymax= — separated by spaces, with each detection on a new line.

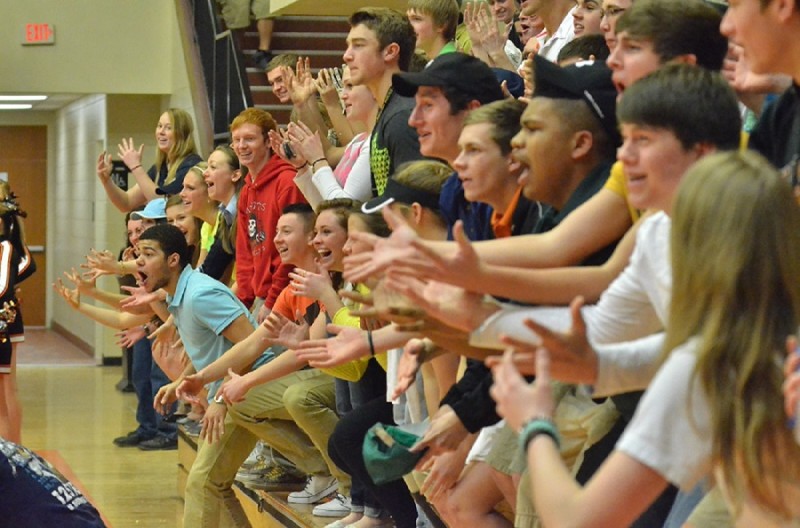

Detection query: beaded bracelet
xmin=518 ymin=416 xmax=560 ymax=452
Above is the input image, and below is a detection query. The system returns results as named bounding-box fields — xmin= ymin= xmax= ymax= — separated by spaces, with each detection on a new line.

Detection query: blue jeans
xmin=131 ymin=338 xmax=176 ymax=439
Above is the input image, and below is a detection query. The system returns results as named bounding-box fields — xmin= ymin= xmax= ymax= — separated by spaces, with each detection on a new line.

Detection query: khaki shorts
xmin=218 ymin=0 xmax=274 ymax=29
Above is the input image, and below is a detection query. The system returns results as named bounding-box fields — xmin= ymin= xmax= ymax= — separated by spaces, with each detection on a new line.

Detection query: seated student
xmin=491 ymin=150 xmax=800 ymax=528
xmin=406 ymin=0 xmax=460 ymax=60
xmin=471 ymin=62 xmax=741 ymax=528
xmin=346 ymin=0 xmax=728 ymax=310
xmin=0 ymin=438 xmax=105 ymax=527
xmin=175 ymin=203 xmax=351 ymax=514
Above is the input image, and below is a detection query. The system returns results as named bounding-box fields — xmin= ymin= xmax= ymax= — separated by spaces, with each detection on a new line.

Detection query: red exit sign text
xmin=22 ymin=23 xmax=56 ymax=46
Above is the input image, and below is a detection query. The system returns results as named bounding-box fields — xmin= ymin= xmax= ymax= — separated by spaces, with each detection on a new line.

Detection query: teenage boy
xmin=344 ymin=7 xmax=422 ymax=195
xmin=354 ymin=0 xmax=727 ymax=309
xmin=393 ymin=51 xmax=507 ymax=240
xmin=472 ymin=66 xmax=742 ymax=405
xmin=408 ymin=55 xmax=619 ymax=474
xmin=136 ymin=224 xmax=260 ymax=527
xmin=177 ymin=205 xmax=351 ymax=518
xmin=721 ymin=0 xmax=800 ymax=173
xmin=407 ymin=0 xmax=460 ymax=60
xmin=231 ymin=108 xmax=306 ymax=322
xmin=265 ymin=53 xmax=300 ymax=104
xmin=482 ymin=64 xmax=744 ymax=528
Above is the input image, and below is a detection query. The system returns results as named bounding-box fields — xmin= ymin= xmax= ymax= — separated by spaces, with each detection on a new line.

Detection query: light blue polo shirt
xmin=167 ymin=266 xmax=271 ymax=400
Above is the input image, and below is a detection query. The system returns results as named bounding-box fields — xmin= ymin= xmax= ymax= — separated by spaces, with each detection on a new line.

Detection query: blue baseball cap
xmin=131 ymin=198 xmax=167 ymax=220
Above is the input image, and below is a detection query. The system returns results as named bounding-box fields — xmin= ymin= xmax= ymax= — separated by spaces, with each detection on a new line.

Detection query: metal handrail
xmin=191 ymin=0 xmax=253 ymax=144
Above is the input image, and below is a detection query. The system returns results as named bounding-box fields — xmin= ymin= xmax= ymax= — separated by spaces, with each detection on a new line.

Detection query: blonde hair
xmin=157 ymin=108 xmax=199 ymax=187
xmin=666 ymin=151 xmax=800 ymax=519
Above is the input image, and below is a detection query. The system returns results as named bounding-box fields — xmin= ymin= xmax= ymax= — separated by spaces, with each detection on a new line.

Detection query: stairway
xmin=241 ymin=16 xmax=351 ymax=125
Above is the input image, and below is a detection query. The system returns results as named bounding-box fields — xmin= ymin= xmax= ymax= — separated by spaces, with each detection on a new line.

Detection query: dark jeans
xmin=328 ymin=397 xmax=417 ymax=528
xmin=335 ymin=359 xmax=387 ymax=512
xmin=131 ymin=338 xmax=176 ymax=439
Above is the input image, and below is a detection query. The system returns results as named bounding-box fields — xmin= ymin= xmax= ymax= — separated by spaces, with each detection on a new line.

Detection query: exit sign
xmin=22 ymin=23 xmax=55 ymax=46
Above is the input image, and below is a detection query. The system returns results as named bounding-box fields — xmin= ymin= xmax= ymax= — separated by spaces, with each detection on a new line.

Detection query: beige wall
xmin=1 ymin=1 xmax=208 ymax=359
xmin=1 ymin=0 xmax=173 ymax=94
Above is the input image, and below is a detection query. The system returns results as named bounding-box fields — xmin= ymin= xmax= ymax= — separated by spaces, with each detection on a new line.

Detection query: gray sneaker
xmin=241 ymin=464 xmax=306 ymax=491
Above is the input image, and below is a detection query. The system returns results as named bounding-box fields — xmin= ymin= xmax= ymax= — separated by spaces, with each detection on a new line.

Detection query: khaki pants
xmin=284 ymin=373 xmax=351 ymax=495
xmin=183 ymin=369 xmax=332 ymax=528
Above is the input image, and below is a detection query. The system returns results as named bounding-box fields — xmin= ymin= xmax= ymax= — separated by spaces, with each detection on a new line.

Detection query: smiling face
xmin=617 ymin=124 xmax=704 ymax=214
xmin=341 ymin=66 xmax=376 ymax=124
xmin=312 ymin=209 xmax=349 ymax=272
xmin=155 ymin=112 xmax=175 ymax=154
xmin=409 ymin=86 xmax=465 ymax=163
xmin=573 ymin=0 xmax=604 ymax=37
xmin=343 ymin=215 xmax=375 ymax=257
xmin=203 ymin=149 xmax=240 ymax=204
xmin=490 ymin=0 xmax=518 ymax=25
xmin=453 ymin=123 xmax=516 ymax=209
xmin=720 ymin=0 xmax=788 ymax=76
xmin=407 ymin=9 xmax=440 ymax=54
xmin=179 ymin=171 xmax=209 ymax=215
xmin=166 ymin=203 xmax=199 ymax=247
xmin=267 ymin=68 xmax=291 ymax=103
xmin=607 ymin=32 xmax=662 ymax=94
xmin=343 ymin=24 xmax=387 ymax=87
xmin=273 ymin=212 xmax=313 ymax=266
xmin=510 ymin=98 xmax=576 ymax=205
xmin=127 ymin=219 xmax=145 ymax=247
xmin=599 ymin=0 xmax=632 ymax=50
xmin=231 ymin=122 xmax=270 ymax=173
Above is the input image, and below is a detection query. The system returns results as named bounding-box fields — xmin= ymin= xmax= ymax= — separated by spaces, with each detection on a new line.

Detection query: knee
xmin=282 ymin=384 xmax=308 ymax=415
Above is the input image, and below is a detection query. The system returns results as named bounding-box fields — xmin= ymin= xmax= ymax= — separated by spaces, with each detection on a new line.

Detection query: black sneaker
xmin=138 ymin=436 xmax=178 ymax=451
xmin=253 ymin=49 xmax=272 ymax=71
xmin=113 ymin=431 xmax=148 ymax=448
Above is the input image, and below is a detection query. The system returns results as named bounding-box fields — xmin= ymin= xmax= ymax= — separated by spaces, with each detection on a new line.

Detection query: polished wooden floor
xmin=17 ymin=330 xmax=183 ymax=527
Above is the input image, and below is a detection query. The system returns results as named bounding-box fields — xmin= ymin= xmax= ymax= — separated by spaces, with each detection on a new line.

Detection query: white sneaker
xmin=288 ymin=475 xmax=338 ymax=504
xmin=312 ymin=494 xmax=352 ymax=517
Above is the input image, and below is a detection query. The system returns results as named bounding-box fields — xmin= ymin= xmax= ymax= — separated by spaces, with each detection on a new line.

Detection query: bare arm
xmin=96 ymin=151 xmax=147 ymax=212
xmin=472 ymin=188 xmax=632 ymax=268
xmin=529 ymin=441 xmax=668 ymax=527
xmin=474 ymin=219 xmax=640 ymax=304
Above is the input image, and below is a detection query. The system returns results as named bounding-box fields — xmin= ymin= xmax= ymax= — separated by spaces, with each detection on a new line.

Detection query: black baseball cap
xmin=533 ymin=55 xmax=621 ymax=145
xmin=392 ymin=52 xmax=504 ymax=105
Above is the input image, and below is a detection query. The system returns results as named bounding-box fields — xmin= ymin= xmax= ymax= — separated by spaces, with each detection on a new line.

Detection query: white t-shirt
xmin=615 ymin=338 xmax=712 ymax=490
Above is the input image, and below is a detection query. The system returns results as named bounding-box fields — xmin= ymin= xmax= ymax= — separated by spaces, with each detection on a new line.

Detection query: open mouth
xmin=517 ymin=166 xmax=530 ymax=187
xmin=137 ymin=271 xmax=149 ymax=289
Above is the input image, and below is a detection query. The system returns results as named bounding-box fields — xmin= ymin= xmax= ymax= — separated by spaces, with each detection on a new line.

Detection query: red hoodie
xmin=236 ymin=155 xmax=306 ymax=309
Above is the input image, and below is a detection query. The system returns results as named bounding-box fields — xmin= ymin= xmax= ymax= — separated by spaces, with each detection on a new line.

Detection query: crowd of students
xmin=45 ymin=0 xmax=800 ymax=526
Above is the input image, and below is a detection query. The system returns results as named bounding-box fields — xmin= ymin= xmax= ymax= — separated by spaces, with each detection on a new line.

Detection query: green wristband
xmin=519 ymin=417 xmax=560 ymax=452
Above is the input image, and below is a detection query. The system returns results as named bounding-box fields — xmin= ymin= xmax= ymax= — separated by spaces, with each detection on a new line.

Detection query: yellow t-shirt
xmin=603 ymin=160 xmax=642 ymax=223
xmin=323 ymin=284 xmax=387 ymax=381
